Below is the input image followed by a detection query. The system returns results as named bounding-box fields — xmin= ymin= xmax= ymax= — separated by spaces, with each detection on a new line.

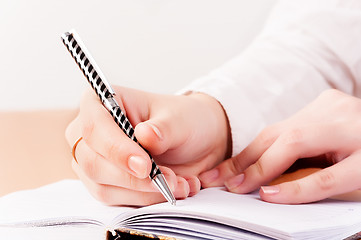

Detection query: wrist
xmin=186 ymin=92 xmax=232 ymax=160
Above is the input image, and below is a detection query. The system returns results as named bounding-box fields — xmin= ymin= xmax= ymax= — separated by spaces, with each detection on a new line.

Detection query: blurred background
xmin=0 ymin=0 xmax=277 ymax=195
xmin=0 ymin=0 xmax=276 ymax=111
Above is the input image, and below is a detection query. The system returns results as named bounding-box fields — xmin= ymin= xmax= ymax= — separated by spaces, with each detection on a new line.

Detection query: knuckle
xmin=104 ymin=138 xmax=121 ymax=161
xmin=281 ymin=128 xmax=304 ymax=146
xmin=127 ymin=174 xmax=137 ymax=190
xmin=81 ymin=153 xmax=101 ymax=182
xmin=257 ymin=126 xmax=277 ymax=146
xmin=315 ymin=170 xmax=336 ymax=191
xmin=229 ymin=157 xmax=244 ymax=175
xmin=253 ymin=160 xmax=265 ymax=178
xmin=82 ymin=120 xmax=95 ymax=141
xmin=289 ymin=181 xmax=302 ymax=196
xmin=139 ymin=192 xmax=158 ymax=206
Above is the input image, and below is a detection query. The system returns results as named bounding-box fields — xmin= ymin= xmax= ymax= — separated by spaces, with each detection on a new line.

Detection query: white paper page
xmin=0 ymin=225 xmax=105 ymax=240
xmin=0 ymin=180 xmax=133 ymax=226
xmin=1 ymin=180 xmax=360 ymax=240
xmin=121 ymin=187 xmax=361 ymax=239
xmin=126 ymin=219 xmax=269 ymax=240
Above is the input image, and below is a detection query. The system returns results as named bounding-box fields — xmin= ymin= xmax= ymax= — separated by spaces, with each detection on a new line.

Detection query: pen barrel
xmin=107 ymin=99 xmax=172 ymax=200
xmin=61 ymin=31 xmax=114 ymax=99
xmin=61 ymin=30 xmax=175 ymax=204
xmin=107 ymin=101 xmax=161 ymax=180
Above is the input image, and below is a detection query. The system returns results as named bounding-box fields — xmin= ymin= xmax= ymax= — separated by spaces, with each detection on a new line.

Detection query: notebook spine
xmin=106 ymin=228 xmax=180 ymax=240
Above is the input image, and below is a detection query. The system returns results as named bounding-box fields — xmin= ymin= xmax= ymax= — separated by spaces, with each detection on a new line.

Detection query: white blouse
xmin=180 ymin=0 xmax=361 ymax=156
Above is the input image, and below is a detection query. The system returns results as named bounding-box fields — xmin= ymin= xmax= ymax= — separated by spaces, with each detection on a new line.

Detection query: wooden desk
xmin=0 ymin=110 xmax=78 ymax=196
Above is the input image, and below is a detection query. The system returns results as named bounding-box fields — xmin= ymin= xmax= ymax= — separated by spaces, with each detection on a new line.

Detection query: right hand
xmin=199 ymin=89 xmax=361 ymax=204
xmin=65 ymin=86 xmax=231 ymax=206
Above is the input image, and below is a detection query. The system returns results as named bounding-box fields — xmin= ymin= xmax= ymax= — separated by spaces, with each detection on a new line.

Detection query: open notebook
xmin=0 ymin=180 xmax=360 ymax=240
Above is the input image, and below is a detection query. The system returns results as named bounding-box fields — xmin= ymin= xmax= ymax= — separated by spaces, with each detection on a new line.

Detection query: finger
xmin=65 ymin=114 xmax=82 ymax=148
xmin=225 ymin=123 xmax=344 ymax=194
xmin=173 ymin=177 xmax=191 ymax=200
xmin=79 ymin=89 xmax=152 ymax=179
xmin=134 ymin=119 xmax=171 ymax=156
xmin=260 ymin=151 xmax=361 ymax=204
xmin=199 ymin=124 xmax=281 ymax=187
xmin=73 ymin=139 xmax=178 ymax=192
xmin=73 ymin=161 xmax=189 ymax=206
xmin=134 ymin=110 xmax=191 ymax=157
xmin=134 ymin=93 xmax=224 ymax=159
xmin=183 ymin=176 xmax=201 ymax=197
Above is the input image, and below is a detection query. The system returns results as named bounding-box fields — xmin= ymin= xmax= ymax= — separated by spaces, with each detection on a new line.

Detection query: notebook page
xmin=0 ymin=180 xmax=133 ymax=226
xmin=0 ymin=225 xmax=105 ymax=240
xmin=120 ymin=187 xmax=361 ymax=239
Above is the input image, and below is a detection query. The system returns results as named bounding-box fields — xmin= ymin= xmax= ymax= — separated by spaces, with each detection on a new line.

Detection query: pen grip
xmin=61 ymin=31 xmax=162 ymax=181
xmin=109 ymin=104 xmax=162 ymax=180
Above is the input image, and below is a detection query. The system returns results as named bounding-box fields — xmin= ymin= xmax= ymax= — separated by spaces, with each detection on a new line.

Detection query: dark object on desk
xmin=344 ymin=231 xmax=361 ymax=240
xmin=106 ymin=228 xmax=179 ymax=240
xmin=107 ymin=228 xmax=361 ymax=240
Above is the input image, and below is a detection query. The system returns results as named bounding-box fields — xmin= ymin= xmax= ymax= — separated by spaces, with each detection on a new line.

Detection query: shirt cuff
xmin=178 ymin=73 xmax=265 ymax=157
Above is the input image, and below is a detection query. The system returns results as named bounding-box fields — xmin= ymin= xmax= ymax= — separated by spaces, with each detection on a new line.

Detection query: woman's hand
xmin=65 ymin=86 xmax=231 ymax=206
xmin=200 ymin=89 xmax=361 ymax=204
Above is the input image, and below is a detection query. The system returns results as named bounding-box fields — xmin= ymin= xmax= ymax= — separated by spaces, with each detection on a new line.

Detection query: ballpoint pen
xmin=61 ymin=29 xmax=176 ymax=205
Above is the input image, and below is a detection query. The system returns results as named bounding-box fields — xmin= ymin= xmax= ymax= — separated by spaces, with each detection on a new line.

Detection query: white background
xmin=0 ymin=0 xmax=276 ymax=110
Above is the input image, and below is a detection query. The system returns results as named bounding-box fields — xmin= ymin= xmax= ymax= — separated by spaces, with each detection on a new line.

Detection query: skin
xmin=1 ymin=89 xmax=360 ymax=205
xmin=200 ymin=89 xmax=361 ymax=204
xmin=65 ymin=86 xmax=231 ymax=206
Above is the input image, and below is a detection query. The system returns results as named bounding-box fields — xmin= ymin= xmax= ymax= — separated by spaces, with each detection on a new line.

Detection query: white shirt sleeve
xmin=179 ymin=0 xmax=361 ymax=156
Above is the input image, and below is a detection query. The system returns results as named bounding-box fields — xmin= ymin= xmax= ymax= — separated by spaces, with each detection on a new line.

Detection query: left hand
xmin=200 ymin=89 xmax=361 ymax=204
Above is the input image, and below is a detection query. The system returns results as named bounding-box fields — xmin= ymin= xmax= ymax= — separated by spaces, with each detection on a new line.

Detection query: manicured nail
xmin=128 ymin=156 xmax=148 ymax=178
xmin=199 ymin=169 xmax=219 ymax=184
xmin=148 ymin=123 xmax=163 ymax=141
xmin=165 ymin=174 xmax=176 ymax=192
xmin=225 ymin=174 xmax=245 ymax=190
xmin=174 ymin=178 xmax=190 ymax=199
xmin=261 ymin=185 xmax=280 ymax=195
xmin=185 ymin=176 xmax=201 ymax=196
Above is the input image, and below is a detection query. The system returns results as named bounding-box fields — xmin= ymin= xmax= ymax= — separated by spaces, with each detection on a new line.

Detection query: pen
xmin=61 ymin=29 xmax=176 ymax=205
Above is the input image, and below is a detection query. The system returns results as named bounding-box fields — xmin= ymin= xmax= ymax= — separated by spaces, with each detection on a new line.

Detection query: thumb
xmin=134 ymin=117 xmax=186 ymax=156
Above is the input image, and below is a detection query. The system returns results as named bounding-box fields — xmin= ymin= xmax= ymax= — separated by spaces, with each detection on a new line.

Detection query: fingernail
xmin=128 ymin=156 xmax=148 ymax=178
xmin=165 ymin=174 xmax=176 ymax=192
xmin=185 ymin=176 xmax=201 ymax=196
xmin=199 ymin=169 xmax=219 ymax=184
xmin=174 ymin=178 xmax=190 ymax=199
xmin=148 ymin=123 xmax=163 ymax=141
xmin=225 ymin=174 xmax=245 ymax=190
xmin=261 ymin=185 xmax=280 ymax=195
